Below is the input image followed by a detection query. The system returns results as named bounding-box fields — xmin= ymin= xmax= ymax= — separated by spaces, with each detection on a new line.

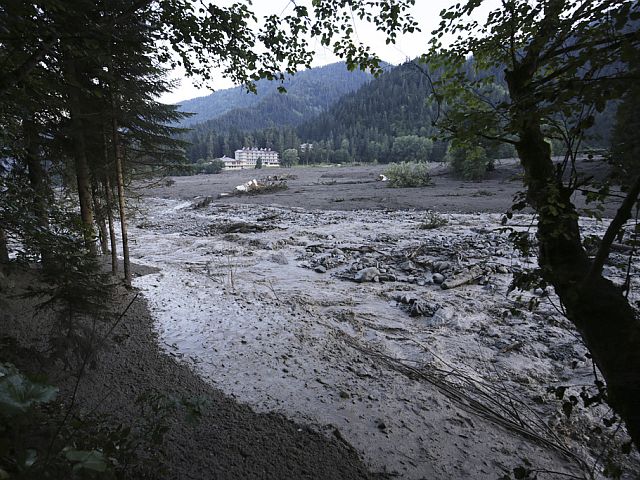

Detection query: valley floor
xmin=126 ymin=162 xmax=639 ymax=479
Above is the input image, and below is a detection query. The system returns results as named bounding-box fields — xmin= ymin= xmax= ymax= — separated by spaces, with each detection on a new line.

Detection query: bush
xmin=447 ymin=142 xmax=490 ymax=181
xmin=201 ymin=159 xmax=224 ymax=174
xmin=384 ymin=162 xmax=433 ymax=188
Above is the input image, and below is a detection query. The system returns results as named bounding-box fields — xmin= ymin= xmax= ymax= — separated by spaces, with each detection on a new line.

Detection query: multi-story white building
xmin=233 ymin=147 xmax=280 ymax=169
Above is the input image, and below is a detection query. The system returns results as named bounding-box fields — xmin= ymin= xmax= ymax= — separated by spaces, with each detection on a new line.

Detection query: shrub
xmin=384 ymin=162 xmax=432 ymax=188
xmin=201 ymin=159 xmax=224 ymax=174
xmin=447 ymin=142 xmax=490 ymax=181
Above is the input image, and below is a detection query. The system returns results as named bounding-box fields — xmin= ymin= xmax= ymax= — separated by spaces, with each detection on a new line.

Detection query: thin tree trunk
xmin=104 ymin=176 xmax=118 ymax=275
xmin=103 ymin=132 xmax=118 ymax=275
xmin=92 ymin=180 xmax=109 ymax=255
xmin=507 ymin=69 xmax=640 ymax=448
xmin=0 ymin=228 xmax=9 ymax=264
xmin=111 ymin=100 xmax=131 ymax=286
xmin=65 ymin=56 xmax=96 ymax=254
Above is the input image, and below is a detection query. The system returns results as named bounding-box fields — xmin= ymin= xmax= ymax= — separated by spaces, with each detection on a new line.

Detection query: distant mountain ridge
xmin=176 ymin=62 xmax=373 ymax=129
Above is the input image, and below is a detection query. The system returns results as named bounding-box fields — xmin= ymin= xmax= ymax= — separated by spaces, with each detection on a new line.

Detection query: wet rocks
xmin=296 ymin=219 xmax=516 ymax=293
xmin=394 ymin=294 xmax=441 ymax=318
xmin=432 ymin=260 xmax=453 ymax=273
xmin=430 ymin=306 xmax=454 ymax=326
xmin=219 ymin=222 xmax=273 ymax=234
xmin=398 ymin=260 xmax=416 ymax=272
xmin=354 ymin=267 xmax=380 ymax=283
xmin=410 ymin=300 xmax=438 ymax=317
xmin=314 ymin=265 xmax=327 ymax=274
xmin=319 ymin=256 xmax=344 ymax=270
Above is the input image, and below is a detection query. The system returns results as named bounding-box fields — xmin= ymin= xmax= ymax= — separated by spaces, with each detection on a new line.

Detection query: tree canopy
xmin=423 ymin=0 xmax=640 ymax=449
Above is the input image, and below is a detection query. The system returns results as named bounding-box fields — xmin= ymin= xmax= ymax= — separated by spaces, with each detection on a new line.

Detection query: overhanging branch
xmin=588 ymin=175 xmax=640 ymax=281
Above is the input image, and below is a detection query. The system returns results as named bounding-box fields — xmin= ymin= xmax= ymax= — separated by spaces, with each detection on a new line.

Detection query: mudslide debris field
xmin=128 ymin=190 xmax=639 ymax=479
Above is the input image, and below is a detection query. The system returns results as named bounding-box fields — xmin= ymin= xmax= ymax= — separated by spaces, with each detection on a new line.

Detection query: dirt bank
xmin=0 ymin=265 xmax=380 ymax=479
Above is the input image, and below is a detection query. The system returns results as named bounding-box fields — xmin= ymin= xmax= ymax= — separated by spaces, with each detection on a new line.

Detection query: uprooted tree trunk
xmin=507 ymin=71 xmax=640 ymax=449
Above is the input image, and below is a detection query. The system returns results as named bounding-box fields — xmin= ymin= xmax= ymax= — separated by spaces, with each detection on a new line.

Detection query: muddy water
xmin=128 ymin=198 xmax=639 ymax=479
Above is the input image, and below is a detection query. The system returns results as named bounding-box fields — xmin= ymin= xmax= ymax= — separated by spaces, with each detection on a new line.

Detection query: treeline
xmin=183 ymin=126 xmax=303 ymax=164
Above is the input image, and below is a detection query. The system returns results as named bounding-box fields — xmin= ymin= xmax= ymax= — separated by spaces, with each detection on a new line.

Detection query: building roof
xmin=235 ymin=147 xmax=275 ymax=152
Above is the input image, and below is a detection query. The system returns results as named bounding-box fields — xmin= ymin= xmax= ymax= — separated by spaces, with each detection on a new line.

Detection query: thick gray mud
xmin=128 ymin=194 xmax=639 ymax=479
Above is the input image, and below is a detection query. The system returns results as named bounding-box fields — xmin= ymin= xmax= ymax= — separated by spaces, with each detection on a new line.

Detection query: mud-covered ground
xmin=0 ymin=265 xmax=379 ymax=480
xmin=128 ymin=162 xmax=639 ymax=479
xmin=141 ymin=158 xmax=620 ymax=216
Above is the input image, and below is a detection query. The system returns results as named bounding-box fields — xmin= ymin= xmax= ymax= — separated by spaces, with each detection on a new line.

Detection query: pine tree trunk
xmin=65 ymin=56 xmax=96 ymax=254
xmin=111 ymin=104 xmax=131 ymax=286
xmin=0 ymin=228 xmax=9 ymax=264
xmin=103 ymin=132 xmax=118 ymax=275
xmin=22 ymin=115 xmax=52 ymax=265
xmin=507 ymin=71 xmax=640 ymax=448
xmin=104 ymin=176 xmax=118 ymax=275
xmin=92 ymin=180 xmax=109 ymax=255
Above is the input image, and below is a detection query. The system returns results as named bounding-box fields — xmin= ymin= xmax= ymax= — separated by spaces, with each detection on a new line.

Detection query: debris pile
xmin=300 ymin=230 xmax=518 ymax=299
xmin=232 ymin=177 xmax=289 ymax=196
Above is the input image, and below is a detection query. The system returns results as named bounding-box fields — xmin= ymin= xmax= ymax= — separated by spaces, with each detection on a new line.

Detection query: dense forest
xmin=182 ymin=61 xmax=475 ymax=164
xmin=180 ymin=62 xmax=372 ymax=161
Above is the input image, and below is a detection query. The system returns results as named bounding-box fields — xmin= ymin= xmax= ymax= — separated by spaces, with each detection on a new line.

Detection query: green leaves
xmin=384 ymin=161 xmax=433 ymax=188
xmin=0 ymin=363 xmax=58 ymax=417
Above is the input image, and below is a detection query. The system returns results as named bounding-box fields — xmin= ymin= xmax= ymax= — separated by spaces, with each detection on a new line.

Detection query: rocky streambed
xmin=127 ymin=197 xmax=640 ymax=479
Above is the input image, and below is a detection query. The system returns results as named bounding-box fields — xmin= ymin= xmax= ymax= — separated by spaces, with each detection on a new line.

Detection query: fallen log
xmin=441 ymin=265 xmax=484 ymax=290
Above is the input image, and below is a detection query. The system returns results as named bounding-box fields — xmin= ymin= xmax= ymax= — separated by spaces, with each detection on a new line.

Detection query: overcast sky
xmin=160 ymin=0 xmax=499 ymax=104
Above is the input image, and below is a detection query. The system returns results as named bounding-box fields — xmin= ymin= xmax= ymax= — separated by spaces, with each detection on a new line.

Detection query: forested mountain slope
xmin=296 ymin=61 xmax=446 ymax=163
xmin=177 ymin=62 xmax=372 ymax=128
